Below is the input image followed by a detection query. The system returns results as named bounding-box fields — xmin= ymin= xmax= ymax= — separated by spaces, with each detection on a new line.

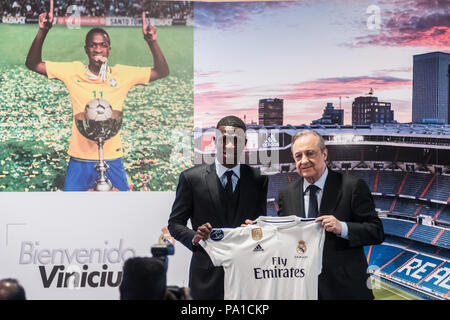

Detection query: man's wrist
xmin=146 ymin=39 xmax=158 ymax=47
xmin=38 ymin=28 xmax=50 ymax=35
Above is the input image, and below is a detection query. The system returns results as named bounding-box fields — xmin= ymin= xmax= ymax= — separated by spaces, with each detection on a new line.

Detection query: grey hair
xmin=291 ymin=130 xmax=326 ymax=152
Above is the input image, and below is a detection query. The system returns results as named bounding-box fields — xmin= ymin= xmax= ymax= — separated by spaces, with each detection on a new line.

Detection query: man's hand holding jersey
xmin=192 ymin=222 xmax=213 ymax=246
xmin=315 ymin=215 xmax=343 ymax=235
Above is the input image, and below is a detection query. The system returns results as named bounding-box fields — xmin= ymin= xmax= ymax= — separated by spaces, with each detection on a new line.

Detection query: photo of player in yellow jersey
xmin=0 ymin=0 xmax=193 ymax=191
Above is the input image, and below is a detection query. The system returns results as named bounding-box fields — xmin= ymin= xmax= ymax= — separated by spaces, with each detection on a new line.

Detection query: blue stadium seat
xmin=366 ymin=244 xmax=403 ymax=269
xmin=377 ymin=170 xmax=404 ymax=194
xmin=419 ymin=261 xmax=450 ymax=296
xmin=349 ymin=169 xmax=375 ymax=191
xmin=381 ymin=218 xmax=415 ymax=238
xmin=392 ymin=254 xmax=443 ymax=285
xmin=435 ymin=206 xmax=450 ymax=225
xmin=408 ymin=225 xmax=441 ymax=245
xmin=424 ymin=175 xmax=450 ymax=202
xmin=434 ymin=230 xmax=450 ymax=249
xmin=366 ymin=243 xmax=450 ymax=299
xmin=373 ymin=196 xmax=393 ymax=211
xmin=401 ymin=173 xmax=433 ymax=198
xmin=379 ymin=250 xmax=416 ymax=275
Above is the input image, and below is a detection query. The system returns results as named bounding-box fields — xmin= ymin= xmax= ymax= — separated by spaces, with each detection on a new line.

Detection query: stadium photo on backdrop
xmin=0 ymin=0 xmax=449 ymax=303
xmin=193 ymin=0 xmax=450 ymax=301
xmin=0 ymin=0 xmax=193 ymax=192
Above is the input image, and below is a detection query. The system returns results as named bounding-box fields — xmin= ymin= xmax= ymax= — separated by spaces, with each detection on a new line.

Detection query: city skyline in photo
xmin=194 ymin=0 xmax=450 ymax=127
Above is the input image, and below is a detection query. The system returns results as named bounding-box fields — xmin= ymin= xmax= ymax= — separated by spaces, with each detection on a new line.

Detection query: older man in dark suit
xmin=168 ymin=115 xmax=268 ymax=300
xmin=278 ymin=130 xmax=384 ymax=300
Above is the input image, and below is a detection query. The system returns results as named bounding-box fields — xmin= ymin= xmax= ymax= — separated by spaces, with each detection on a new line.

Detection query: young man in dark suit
xmin=168 ymin=115 xmax=268 ymax=300
xmin=277 ymin=130 xmax=384 ymax=300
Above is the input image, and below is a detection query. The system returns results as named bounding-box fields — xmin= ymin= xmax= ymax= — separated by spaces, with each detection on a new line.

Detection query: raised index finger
xmin=142 ymin=4 xmax=147 ymax=31
xmin=49 ymin=0 xmax=54 ymax=18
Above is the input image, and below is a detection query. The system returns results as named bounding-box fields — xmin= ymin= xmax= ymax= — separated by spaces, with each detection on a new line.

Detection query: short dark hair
xmin=85 ymin=28 xmax=111 ymax=46
xmin=119 ymin=257 xmax=166 ymax=300
xmin=216 ymin=115 xmax=246 ymax=132
xmin=0 ymin=278 xmax=26 ymax=300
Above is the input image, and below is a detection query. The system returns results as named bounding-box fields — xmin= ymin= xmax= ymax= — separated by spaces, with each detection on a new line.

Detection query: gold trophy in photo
xmin=75 ymin=98 xmax=123 ymax=191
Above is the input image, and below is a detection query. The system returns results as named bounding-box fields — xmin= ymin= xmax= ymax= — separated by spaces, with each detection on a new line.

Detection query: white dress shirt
xmin=215 ymin=159 xmax=240 ymax=192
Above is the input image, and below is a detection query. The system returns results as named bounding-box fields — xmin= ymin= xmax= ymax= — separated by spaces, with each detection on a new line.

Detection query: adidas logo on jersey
xmin=253 ymin=244 xmax=264 ymax=252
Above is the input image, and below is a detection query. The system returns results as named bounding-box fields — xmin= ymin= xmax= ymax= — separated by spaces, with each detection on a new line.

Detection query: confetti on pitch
xmin=0 ymin=66 xmax=193 ymax=192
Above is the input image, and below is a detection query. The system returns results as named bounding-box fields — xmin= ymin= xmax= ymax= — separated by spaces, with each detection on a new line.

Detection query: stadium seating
xmin=435 ymin=206 xmax=450 ymax=225
xmin=392 ymin=253 xmax=443 ymax=283
xmin=391 ymin=199 xmax=419 ymax=216
xmin=419 ymin=204 xmax=440 ymax=218
xmin=364 ymin=244 xmax=403 ymax=270
xmin=419 ymin=261 xmax=450 ymax=297
xmin=424 ymin=174 xmax=450 ymax=202
xmin=381 ymin=218 xmax=449 ymax=249
xmin=0 ymin=0 xmax=193 ymax=19
xmin=434 ymin=230 xmax=450 ymax=249
xmin=373 ymin=193 xmax=450 ymax=226
xmin=408 ymin=224 xmax=442 ymax=244
xmin=267 ymin=171 xmax=450 ymax=226
xmin=377 ymin=170 xmax=404 ymax=194
xmin=327 ymin=146 xmax=360 ymax=162
xmin=368 ymin=171 xmax=450 ymax=203
xmin=377 ymin=249 xmax=416 ymax=276
xmin=262 ymin=128 xmax=450 ymax=300
xmin=401 ymin=172 xmax=433 ymax=199
xmin=381 ymin=218 xmax=416 ymax=238
xmin=382 ymin=236 xmax=411 ymax=248
xmin=374 ymin=196 xmax=393 ymax=211
xmin=365 ymin=243 xmax=450 ymax=299
xmin=349 ymin=169 xmax=375 ymax=190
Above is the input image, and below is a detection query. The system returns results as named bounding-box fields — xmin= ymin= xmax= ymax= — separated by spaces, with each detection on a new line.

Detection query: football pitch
xmin=0 ymin=24 xmax=193 ymax=191
xmin=372 ymin=278 xmax=422 ymax=300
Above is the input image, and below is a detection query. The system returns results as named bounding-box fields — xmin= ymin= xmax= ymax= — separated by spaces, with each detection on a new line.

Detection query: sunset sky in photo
xmin=194 ymin=0 xmax=450 ymax=127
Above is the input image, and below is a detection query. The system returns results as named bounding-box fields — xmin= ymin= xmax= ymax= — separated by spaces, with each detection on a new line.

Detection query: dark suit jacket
xmin=168 ymin=163 xmax=268 ymax=300
xmin=278 ymin=169 xmax=384 ymax=300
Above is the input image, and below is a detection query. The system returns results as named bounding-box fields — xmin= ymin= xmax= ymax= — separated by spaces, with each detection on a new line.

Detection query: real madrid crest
xmin=251 ymin=228 xmax=263 ymax=241
xmin=296 ymin=240 xmax=307 ymax=254
xmin=110 ymin=78 xmax=117 ymax=87
xmin=158 ymin=226 xmax=175 ymax=246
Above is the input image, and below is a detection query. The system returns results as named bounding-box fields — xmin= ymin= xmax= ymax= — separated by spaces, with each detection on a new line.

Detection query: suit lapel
xmin=291 ymin=179 xmax=305 ymax=218
xmin=320 ymin=169 xmax=342 ymax=216
xmin=233 ymin=165 xmax=253 ymax=225
xmin=205 ymin=164 xmax=226 ymax=225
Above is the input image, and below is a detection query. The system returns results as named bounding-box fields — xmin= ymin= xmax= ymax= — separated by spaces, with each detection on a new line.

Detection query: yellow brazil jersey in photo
xmin=46 ymin=61 xmax=151 ymax=160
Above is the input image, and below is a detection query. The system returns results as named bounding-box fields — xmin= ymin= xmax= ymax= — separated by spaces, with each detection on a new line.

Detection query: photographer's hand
xmin=192 ymin=222 xmax=212 ymax=246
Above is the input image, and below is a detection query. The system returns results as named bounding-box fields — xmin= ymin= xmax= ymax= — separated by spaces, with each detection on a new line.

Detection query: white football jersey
xmin=200 ymin=215 xmax=325 ymax=300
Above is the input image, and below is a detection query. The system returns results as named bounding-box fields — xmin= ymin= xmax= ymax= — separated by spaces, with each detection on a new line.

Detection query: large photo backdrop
xmin=0 ymin=0 xmax=193 ymax=192
xmin=0 ymin=0 xmax=194 ymax=299
xmin=192 ymin=0 xmax=450 ymax=300
xmin=1 ymin=0 xmax=449 ymax=300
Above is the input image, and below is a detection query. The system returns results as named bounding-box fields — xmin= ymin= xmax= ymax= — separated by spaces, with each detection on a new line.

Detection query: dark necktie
xmin=224 ymin=171 xmax=234 ymax=195
xmin=307 ymin=184 xmax=320 ymax=218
